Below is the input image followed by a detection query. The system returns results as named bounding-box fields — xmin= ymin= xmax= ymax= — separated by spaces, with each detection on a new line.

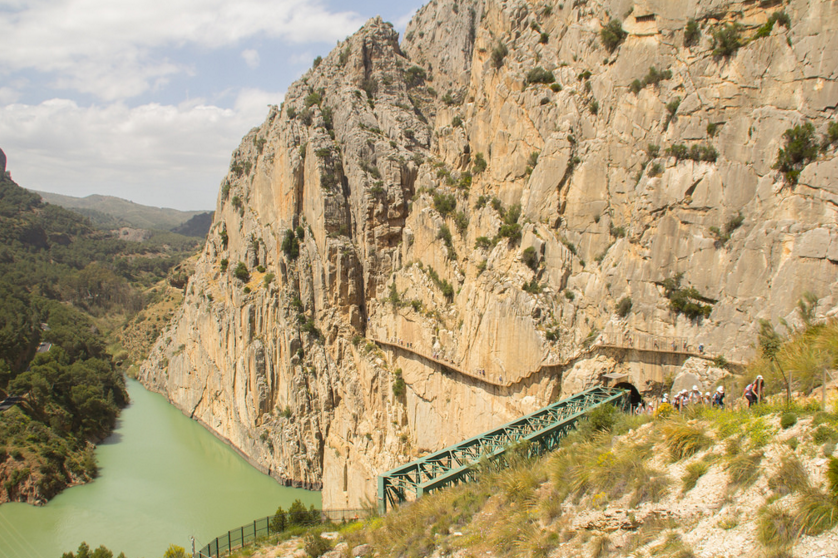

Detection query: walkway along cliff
xmin=139 ymin=0 xmax=838 ymax=509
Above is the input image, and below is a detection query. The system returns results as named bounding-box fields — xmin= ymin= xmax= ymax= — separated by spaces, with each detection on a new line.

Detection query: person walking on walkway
xmin=754 ymin=374 xmax=765 ymax=404
xmin=712 ymin=386 xmax=725 ymax=408
xmin=744 ymin=381 xmax=758 ymax=407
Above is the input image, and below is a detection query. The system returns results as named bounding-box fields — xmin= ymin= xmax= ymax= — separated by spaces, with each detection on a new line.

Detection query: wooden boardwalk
xmin=371 ymin=331 xmax=728 ymax=388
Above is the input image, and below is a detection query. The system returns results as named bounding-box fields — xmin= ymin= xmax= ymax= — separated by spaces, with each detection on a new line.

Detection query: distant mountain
xmin=33 ymin=190 xmax=212 ymax=235
xmin=171 ymin=211 xmax=214 ymax=237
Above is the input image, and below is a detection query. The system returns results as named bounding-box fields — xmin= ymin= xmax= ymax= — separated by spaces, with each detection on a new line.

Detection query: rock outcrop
xmin=139 ymin=0 xmax=838 ymax=508
xmin=1 ymin=148 xmax=6 ymax=175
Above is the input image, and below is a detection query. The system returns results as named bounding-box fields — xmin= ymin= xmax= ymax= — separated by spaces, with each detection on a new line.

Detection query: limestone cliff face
xmin=139 ymin=0 xmax=838 ymax=508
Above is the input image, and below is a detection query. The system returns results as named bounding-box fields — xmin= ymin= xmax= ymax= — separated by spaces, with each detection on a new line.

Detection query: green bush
xmin=270 ymin=506 xmax=287 ymax=532
xmin=616 ymin=296 xmax=632 ymax=317
xmin=454 ymin=211 xmax=469 ymax=235
xmin=712 ymin=23 xmax=742 ymax=57
xmin=666 ymin=97 xmax=681 ymax=117
xmin=588 ymin=404 xmax=618 ymax=431
xmin=282 ymin=230 xmax=300 ymax=260
xmin=666 ymin=143 xmax=718 ymax=163
xmin=774 ymin=122 xmax=819 ymax=184
xmin=433 ymin=193 xmax=457 ymax=217
xmin=304 ymin=92 xmax=322 ymax=108
xmin=780 ymin=412 xmax=798 ymax=429
xmin=220 ymin=258 xmax=228 ymax=272
xmin=662 ymin=273 xmax=714 ymax=320
xmin=234 ymin=262 xmax=249 ymax=282
xmin=526 ymin=67 xmax=555 ymax=84
xmin=288 ymin=499 xmax=316 ymax=526
xmin=404 ymin=66 xmax=427 ymax=87
xmin=475 ymin=236 xmax=493 ymax=249
xmin=522 ymin=247 xmax=539 ymax=270
xmin=393 ymin=369 xmax=406 ymax=398
xmin=629 ymin=79 xmax=643 ymax=95
xmin=472 ymin=153 xmax=487 ymax=174
xmin=304 ymin=532 xmax=332 ymax=557
xmin=825 ymin=121 xmax=838 ymax=149
xmin=684 ymin=18 xmax=700 ymax=47
xmin=600 ymin=19 xmax=627 ymax=52
xmin=522 ymin=278 xmax=541 ymax=294
xmin=814 ymin=425 xmax=838 ymax=445
xmin=491 ymin=42 xmax=508 ymax=68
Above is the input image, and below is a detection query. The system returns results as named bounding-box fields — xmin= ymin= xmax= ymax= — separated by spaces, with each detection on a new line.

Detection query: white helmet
xmin=693 ymin=385 xmax=698 ymax=391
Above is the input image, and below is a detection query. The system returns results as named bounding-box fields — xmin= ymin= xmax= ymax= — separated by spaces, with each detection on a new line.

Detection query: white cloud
xmin=241 ymin=49 xmax=261 ymax=69
xmin=0 ymin=87 xmax=20 ymax=104
xmin=0 ymin=0 xmax=365 ymax=100
xmin=0 ymin=89 xmax=284 ymax=210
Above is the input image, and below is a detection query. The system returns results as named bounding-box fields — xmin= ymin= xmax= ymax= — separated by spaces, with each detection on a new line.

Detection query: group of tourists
xmin=632 ymin=374 xmax=766 ymax=414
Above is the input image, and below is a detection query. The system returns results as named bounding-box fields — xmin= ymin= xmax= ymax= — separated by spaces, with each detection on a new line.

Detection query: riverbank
xmin=0 ymin=380 xmax=319 ymax=558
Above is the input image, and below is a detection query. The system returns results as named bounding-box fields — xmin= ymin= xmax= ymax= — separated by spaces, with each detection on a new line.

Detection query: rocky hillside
xmin=238 ymin=402 xmax=838 ymax=558
xmin=139 ymin=0 xmax=838 ymax=509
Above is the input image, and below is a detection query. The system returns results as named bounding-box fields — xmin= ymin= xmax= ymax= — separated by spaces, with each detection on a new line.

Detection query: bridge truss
xmin=377 ymin=386 xmax=628 ymax=513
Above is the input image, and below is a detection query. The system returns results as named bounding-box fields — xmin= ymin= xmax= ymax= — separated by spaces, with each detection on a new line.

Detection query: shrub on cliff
xmin=404 ymin=66 xmax=427 ymax=87
xmin=433 ymin=193 xmax=456 ymax=217
xmin=684 ymin=18 xmax=700 ymax=47
xmin=616 ymin=296 xmax=632 ymax=317
xmin=712 ymin=23 xmax=742 ymax=57
xmin=600 ymin=19 xmax=627 ymax=52
xmin=526 ymin=66 xmax=555 ymax=85
xmin=234 ymin=262 xmax=249 ymax=282
xmin=490 ymin=42 xmax=508 ymax=68
xmin=775 ymin=122 xmax=819 ymax=184
xmin=282 ymin=230 xmax=300 ymax=260
xmin=522 ymin=247 xmax=539 ymax=270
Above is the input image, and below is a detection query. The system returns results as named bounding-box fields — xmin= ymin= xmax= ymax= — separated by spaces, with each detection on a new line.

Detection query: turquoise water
xmin=0 ymin=380 xmax=319 ymax=558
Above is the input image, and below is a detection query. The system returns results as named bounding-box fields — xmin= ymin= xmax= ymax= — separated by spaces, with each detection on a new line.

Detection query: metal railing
xmin=195 ymin=509 xmax=367 ymax=558
xmin=377 ymin=386 xmax=628 ymax=513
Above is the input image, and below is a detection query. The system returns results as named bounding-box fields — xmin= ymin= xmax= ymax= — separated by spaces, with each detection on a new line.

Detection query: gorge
xmin=138 ymin=0 xmax=838 ymax=511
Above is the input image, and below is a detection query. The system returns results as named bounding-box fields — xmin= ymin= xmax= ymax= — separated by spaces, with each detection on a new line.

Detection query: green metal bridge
xmin=377 ymin=386 xmax=628 ymax=513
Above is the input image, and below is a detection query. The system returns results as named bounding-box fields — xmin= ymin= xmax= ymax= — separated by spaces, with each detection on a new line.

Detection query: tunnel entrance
xmin=614 ymin=382 xmax=643 ymax=409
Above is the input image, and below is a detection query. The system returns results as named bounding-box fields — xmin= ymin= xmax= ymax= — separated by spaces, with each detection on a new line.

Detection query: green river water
xmin=0 ymin=380 xmax=319 ymax=558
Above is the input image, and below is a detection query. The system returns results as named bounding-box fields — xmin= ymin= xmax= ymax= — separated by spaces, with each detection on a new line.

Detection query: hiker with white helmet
xmin=712 ymin=386 xmax=725 ymax=408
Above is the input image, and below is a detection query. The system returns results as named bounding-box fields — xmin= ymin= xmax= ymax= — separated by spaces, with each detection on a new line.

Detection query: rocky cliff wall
xmin=139 ymin=0 xmax=838 ymax=508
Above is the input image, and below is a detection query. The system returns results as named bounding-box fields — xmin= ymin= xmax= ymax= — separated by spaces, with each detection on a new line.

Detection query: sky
xmin=0 ymin=0 xmax=421 ymax=211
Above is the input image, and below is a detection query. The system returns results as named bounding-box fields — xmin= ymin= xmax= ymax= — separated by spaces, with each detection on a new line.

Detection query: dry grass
xmin=511 ymin=521 xmax=559 ymax=558
xmin=757 ymin=504 xmax=798 ymax=547
xmin=727 ymin=451 xmax=764 ymax=489
xmin=661 ymin=420 xmax=712 ymax=460
xmin=681 ymin=461 xmax=709 ymax=493
xmin=589 ymin=533 xmax=611 ymax=558
xmin=552 ymin=436 xmax=667 ymax=506
xmin=795 ymin=487 xmax=838 ymax=535
xmin=768 ymin=455 xmax=809 ymax=496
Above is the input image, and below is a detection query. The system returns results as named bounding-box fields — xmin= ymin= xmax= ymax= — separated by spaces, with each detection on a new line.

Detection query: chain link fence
xmin=195 ymin=509 xmax=368 ymax=558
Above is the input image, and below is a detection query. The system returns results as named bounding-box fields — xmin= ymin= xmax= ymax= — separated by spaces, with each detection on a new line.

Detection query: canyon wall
xmin=139 ymin=0 xmax=838 ymax=508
